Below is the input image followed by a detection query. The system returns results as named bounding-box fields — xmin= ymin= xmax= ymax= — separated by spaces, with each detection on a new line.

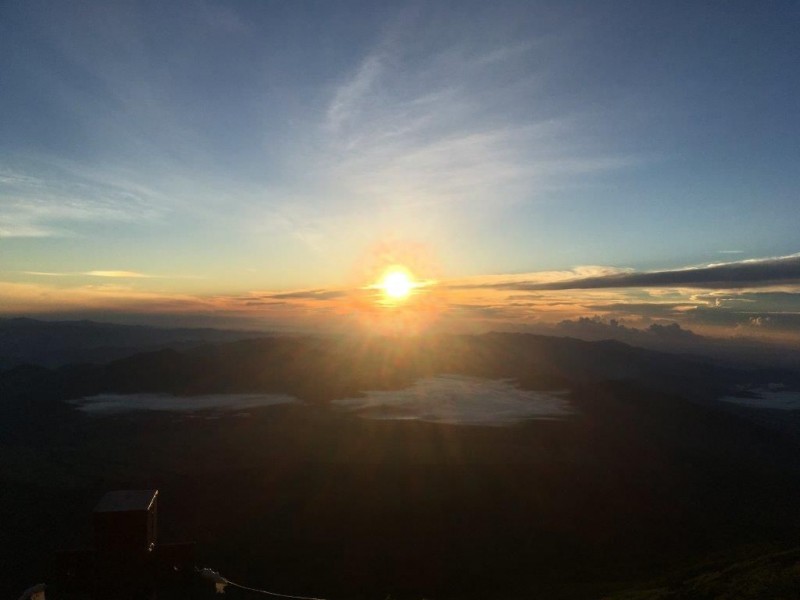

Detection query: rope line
xmin=225 ymin=578 xmax=328 ymax=600
xmin=199 ymin=567 xmax=327 ymax=600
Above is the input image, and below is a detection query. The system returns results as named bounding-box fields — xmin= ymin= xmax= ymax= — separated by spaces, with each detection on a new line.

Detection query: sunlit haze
xmin=381 ymin=269 xmax=413 ymax=301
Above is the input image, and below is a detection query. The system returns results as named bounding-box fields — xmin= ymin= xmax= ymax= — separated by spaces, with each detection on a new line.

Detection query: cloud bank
xmin=459 ymin=254 xmax=800 ymax=291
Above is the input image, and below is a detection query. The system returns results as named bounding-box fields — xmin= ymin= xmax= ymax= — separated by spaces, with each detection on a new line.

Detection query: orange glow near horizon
xmin=343 ymin=242 xmax=446 ymax=334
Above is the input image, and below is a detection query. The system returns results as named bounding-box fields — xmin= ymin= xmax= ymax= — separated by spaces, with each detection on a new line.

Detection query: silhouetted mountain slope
xmin=603 ymin=547 xmax=800 ymax=599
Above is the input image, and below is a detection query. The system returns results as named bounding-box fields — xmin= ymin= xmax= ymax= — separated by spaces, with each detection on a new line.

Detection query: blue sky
xmin=1 ymin=1 xmax=799 ymax=340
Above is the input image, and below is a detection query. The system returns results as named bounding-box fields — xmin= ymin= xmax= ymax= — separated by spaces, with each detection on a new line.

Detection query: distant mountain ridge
xmin=3 ymin=328 xmax=797 ymax=407
xmin=0 ymin=317 xmax=264 ymax=368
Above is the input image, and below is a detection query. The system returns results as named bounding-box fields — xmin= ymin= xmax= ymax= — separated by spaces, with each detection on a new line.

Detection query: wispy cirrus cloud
xmin=319 ymin=25 xmax=638 ymax=222
xmin=0 ymin=164 xmax=165 ymax=237
xmin=326 ymin=53 xmax=384 ymax=134
xmin=24 ymin=270 xmax=157 ymax=279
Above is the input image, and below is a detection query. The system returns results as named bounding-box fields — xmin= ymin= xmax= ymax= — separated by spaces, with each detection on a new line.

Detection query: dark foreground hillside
xmin=2 ymin=333 xmax=800 ymax=598
xmin=602 ymin=547 xmax=800 ymax=599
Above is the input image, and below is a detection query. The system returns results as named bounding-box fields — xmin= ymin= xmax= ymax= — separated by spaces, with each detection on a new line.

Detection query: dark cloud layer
xmin=264 ymin=289 xmax=346 ymax=301
xmin=471 ymin=254 xmax=800 ymax=291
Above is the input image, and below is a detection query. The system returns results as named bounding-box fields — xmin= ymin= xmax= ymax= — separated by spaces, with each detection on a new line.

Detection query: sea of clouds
xmin=72 ymin=376 xmax=574 ymax=425
xmin=333 ymin=375 xmax=573 ymax=426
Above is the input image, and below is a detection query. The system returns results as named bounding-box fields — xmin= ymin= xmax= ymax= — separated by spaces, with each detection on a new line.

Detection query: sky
xmin=1 ymin=1 xmax=799 ymax=344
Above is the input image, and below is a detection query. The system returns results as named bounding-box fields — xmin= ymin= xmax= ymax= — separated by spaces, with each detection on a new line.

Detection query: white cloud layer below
xmin=334 ymin=375 xmax=573 ymax=426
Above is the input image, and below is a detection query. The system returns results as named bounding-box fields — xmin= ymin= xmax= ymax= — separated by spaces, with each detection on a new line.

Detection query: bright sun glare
xmin=380 ymin=268 xmax=413 ymax=300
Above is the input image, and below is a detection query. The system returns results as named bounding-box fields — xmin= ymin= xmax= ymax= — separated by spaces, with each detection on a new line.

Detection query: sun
xmin=380 ymin=267 xmax=414 ymax=300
